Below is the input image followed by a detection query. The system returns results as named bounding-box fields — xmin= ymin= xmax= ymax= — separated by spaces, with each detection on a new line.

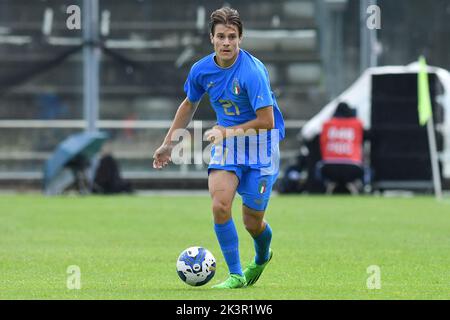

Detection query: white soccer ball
xmin=176 ymin=246 xmax=216 ymax=286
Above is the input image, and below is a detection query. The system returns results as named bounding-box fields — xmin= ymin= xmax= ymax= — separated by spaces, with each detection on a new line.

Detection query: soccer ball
xmin=176 ymin=246 xmax=216 ymax=286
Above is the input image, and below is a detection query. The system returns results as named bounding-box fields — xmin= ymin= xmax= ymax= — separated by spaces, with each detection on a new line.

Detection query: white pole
xmin=427 ymin=118 xmax=442 ymax=199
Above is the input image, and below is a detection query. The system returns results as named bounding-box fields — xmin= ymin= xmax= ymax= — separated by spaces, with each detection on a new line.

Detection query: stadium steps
xmin=0 ymin=0 xmax=326 ymax=187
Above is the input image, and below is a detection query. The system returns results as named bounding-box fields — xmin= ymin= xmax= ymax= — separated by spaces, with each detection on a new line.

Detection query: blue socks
xmin=214 ymin=219 xmax=243 ymax=276
xmin=214 ymin=220 xmax=272 ymax=273
xmin=253 ymin=223 xmax=272 ymax=265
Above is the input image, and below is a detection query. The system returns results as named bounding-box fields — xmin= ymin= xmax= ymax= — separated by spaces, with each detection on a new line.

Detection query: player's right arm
xmin=152 ymin=98 xmax=199 ymax=169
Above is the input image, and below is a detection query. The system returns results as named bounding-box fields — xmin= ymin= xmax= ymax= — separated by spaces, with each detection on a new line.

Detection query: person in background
xmin=318 ymin=102 xmax=365 ymax=194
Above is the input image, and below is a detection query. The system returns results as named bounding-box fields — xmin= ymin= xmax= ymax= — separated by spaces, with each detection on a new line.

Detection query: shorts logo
xmin=232 ymin=78 xmax=240 ymax=95
xmin=254 ymin=199 xmax=263 ymax=205
xmin=258 ymin=179 xmax=267 ymax=194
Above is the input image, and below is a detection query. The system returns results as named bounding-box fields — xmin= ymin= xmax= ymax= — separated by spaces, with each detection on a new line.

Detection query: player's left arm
xmin=205 ymin=64 xmax=275 ymax=144
xmin=227 ymin=106 xmax=274 ymax=132
xmin=205 ymin=106 xmax=274 ymax=144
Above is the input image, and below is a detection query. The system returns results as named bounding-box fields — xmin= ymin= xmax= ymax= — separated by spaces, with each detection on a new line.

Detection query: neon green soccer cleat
xmin=211 ymin=274 xmax=247 ymax=289
xmin=243 ymin=249 xmax=273 ymax=287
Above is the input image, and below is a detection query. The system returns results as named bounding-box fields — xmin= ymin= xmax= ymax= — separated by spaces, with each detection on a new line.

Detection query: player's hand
xmin=152 ymin=144 xmax=173 ymax=169
xmin=204 ymin=125 xmax=226 ymax=145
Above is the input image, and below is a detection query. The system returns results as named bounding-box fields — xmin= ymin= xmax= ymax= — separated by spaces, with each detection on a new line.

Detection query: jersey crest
xmin=232 ymin=78 xmax=241 ymax=96
xmin=258 ymin=179 xmax=267 ymax=194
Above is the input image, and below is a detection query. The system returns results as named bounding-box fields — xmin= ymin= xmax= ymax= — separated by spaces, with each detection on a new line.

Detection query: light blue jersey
xmin=184 ymin=49 xmax=284 ymax=210
xmin=184 ymin=49 xmax=285 ymax=141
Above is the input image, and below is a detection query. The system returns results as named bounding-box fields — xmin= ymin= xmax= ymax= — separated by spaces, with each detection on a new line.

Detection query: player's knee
xmin=212 ymin=199 xmax=232 ymax=216
xmin=212 ymin=200 xmax=232 ymax=224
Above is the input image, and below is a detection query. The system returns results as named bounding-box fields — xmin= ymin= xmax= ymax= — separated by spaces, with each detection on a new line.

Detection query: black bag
xmin=92 ymin=155 xmax=133 ymax=194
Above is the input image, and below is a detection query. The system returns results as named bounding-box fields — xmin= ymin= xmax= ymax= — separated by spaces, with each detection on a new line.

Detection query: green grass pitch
xmin=0 ymin=194 xmax=449 ymax=299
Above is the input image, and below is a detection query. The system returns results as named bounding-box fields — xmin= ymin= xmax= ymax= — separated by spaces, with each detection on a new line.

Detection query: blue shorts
xmin=208 ymin=141 xmax=280 ymax=211
xmin=208 ymin=165 xmax=279 ymax=211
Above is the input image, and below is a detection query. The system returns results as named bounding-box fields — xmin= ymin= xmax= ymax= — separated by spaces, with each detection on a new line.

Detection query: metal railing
xmin=0 ymin=119 xmax=306 ymax=180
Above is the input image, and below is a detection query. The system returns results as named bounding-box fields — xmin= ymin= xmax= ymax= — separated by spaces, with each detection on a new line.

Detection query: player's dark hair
xmin=209 ymin=7 xmax=243 ymax=37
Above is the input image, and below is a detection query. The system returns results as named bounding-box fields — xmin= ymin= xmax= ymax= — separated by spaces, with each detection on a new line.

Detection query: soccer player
xmin=153 ymin=7 xmax=285 ymax=289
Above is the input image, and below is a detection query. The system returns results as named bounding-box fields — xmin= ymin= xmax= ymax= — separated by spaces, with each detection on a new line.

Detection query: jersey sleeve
xmin=245 ymin=66 xmax=274 ymax=111
xmin=184 ymin=66 xmax=205 ymax=103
